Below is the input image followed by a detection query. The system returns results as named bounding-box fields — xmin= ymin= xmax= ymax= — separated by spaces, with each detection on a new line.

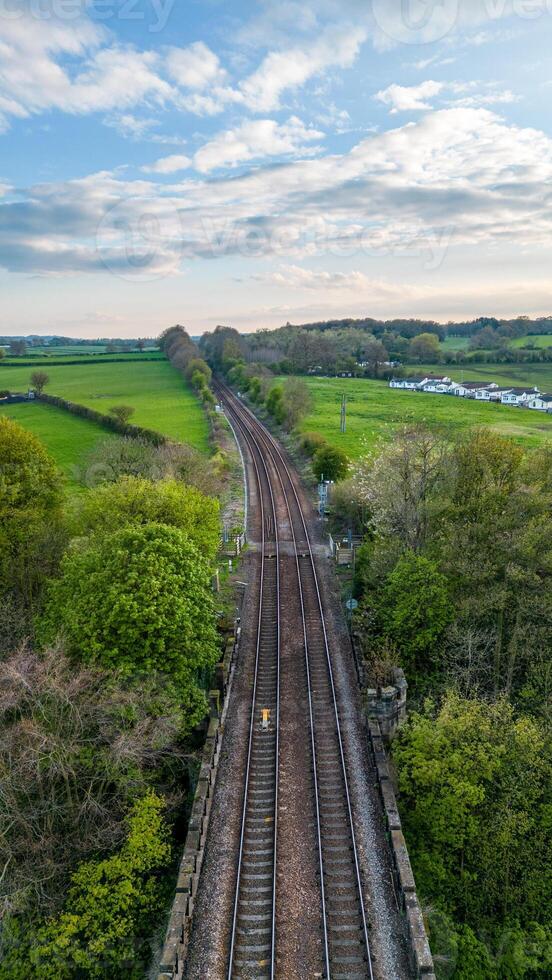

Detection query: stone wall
xmin=157 ymin=625 xmax=240 ymax=980
xmin=368 ymin=717 xmax=436 ymax=979
xmin=366 ymin=667 xmax=408 ymax=741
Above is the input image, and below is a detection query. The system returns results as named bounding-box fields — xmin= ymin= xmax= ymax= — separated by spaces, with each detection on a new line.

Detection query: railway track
xmin=218 ymin=381 xmax=373 ymax=980
xmin=226 ymin=410 xmax=280 ymax=980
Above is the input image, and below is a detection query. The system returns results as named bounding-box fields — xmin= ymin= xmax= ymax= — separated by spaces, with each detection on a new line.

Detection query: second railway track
xmin=217 ymin=382 xmax=374 ymax=980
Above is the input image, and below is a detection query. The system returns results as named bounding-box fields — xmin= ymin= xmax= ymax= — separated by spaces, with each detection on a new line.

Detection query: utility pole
xmin=340 ymin=393 xmax=347 ymax=434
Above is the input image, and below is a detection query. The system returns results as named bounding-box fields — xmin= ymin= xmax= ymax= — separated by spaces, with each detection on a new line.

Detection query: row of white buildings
xmin=389 ymin=375 xmax=552 ymax=411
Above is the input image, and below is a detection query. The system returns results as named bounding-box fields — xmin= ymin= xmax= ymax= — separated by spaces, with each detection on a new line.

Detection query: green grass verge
xmin=0 ymin=401 xmax=112 ymax=488
xmin=293 ymin=376 xmax=552 ymax=458
xmin=0 ymin=360 xmax=210 ymax=451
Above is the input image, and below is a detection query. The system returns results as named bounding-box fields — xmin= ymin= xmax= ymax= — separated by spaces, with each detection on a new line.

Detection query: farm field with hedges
xmin=294 ymin=376 xmax=552 ymax=458
xmin=0 ymin=401 xmax=110 ymax=486
xmin=0 ymin=359 xmax=209 ymax=451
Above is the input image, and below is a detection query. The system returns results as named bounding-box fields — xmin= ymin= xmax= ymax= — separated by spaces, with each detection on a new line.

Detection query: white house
xmin=526 ymin=393 xmax=552 ymax=411
xmin=451 ymin=381 xmax=497 ymax=398
xmin=420 ymin=379 xmax=455 ymax=394
xmin=474 ymin=386 xmax=513 ymax=402
xmin=500 ymin=387 xmax=539 ymax=406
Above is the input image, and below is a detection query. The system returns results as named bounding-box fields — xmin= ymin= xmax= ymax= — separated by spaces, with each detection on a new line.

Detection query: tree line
xmin=333 ymin=427 xmax=552 ymax=977
xmin=197 ymin=316 xmax=552 ymax=378
xmin=0 ymin=415 xmax=221 ymax=977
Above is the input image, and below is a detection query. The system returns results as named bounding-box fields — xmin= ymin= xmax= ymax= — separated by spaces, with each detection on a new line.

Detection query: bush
xmin=70 ymin=476 xmax=220 ymax=560
xmin=108 ymin=405 xmax=135 ymax=425
xmin=300 ymin=431 xmax=328 ymax=456
xmin=312 ymin=444 xmax=349 ymax=482
xmin=0 ymin=647 xmax=184 ymax=920
xmin=0 ymin=793 xmax=172 ymax=979
xmin=381 ymin=551 xmax=453 ymax=673
xmin=265 ymin=384 xmax=285 ymax=424
xmin=185 ymin=358 xmax=211 ymax=385
xmin=40 ymin=523 xmax=219 ymax=727
xmin=79 ymin=438 xmax=219 ymax=496
xmin=0 ymin=416 xmax=64 ymax=608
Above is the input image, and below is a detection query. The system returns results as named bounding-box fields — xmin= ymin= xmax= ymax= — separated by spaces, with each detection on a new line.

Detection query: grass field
xmin=0 ymin=359 xmax=210 ymax=452
xmin=0 ymin=401 xmax=111 ymax=487
xmin=295 ymin=377 xmax=552 ymax=458
xmin=510 ymin=334 xmax=552 ymax=349
xmin=440 ymin=336 xmax=470 ymax=351
xmin=1 ymin=350 xmax=164 ymax=364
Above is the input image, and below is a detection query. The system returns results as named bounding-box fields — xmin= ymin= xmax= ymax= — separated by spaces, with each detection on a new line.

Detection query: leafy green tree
xmin=108 ymin=405 xmax=135 ymax=425
xmin=312 ymin=444 xmax=349 ymax=482
xmin=408 ymin=332 xmax=442 ymax=362
xmin=70 ymin=476 xmax=219 ymax=560
xmin=266 ymin=384 xmax=285 ymax=423
xmin=0 ymin=416 xmax=63 ymax=614
xmin=248 ymin=377 xmax=262 ymax=402
xmin=0 ymin=646 xmax=184 ymax=919
xmin=184 ymin=357 xmax=211 ymax=385
xmin=281 ymin=377 xmax=313 ymax=430
xmin=40 ymin=523 xmax=219 ymax=726
xmin=0 ymin=793 xmax=171 ymax=979
xmin=394 ymin=695 xmax=552 ymax=938
xmin=30 ymin=370 xmax=49 ymax=394
xmin=381 ymin=551 xmax=453 ymax=673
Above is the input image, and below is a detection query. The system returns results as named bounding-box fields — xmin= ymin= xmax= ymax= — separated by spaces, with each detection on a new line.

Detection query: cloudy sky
xmin=1 ymin=0 xmax=552 ymax=337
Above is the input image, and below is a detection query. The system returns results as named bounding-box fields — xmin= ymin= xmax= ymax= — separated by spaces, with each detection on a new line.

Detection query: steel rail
xmin=224 ymin=393 xmax=281 ymax=980
xmin=217 ymin=383 xmax=332 ymax=979
xmin=219 ymin=382 xmax=374 ymax=980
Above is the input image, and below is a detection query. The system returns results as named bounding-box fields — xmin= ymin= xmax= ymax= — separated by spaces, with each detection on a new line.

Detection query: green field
xmin=1 ymin=350 xmax=163 ymax=364
xmin=510 ymin=334 xmax=552 ymax=349
xmin=0 ymin=401 xmax=111 ymax=487
xmin=0 ymin=360 xmax=210 ymax=451
xmin=295 ymin=377 xmax=552 ymax=458
xmin=440 ymin=336 xmax=470 ymax=351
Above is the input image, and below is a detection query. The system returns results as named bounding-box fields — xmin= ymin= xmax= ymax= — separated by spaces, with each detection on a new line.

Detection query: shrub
xmin=0 ymin=416 xmax=64 ymax=607
xmin=30 ymin=370 xmax=49 ymax=394
xmin=7 ymin=793 xmax=172 ymax=979
xmin=0 ymin=647 xmax=184 ymax=920
xmin=312 ymin=444 xmax=349 ymax=482
xmin=40 ymin=523 xmax=219 ymax=727
xmin=70 ymin=476 xmax=220 ymax=560
xmin=300 ymin=431 xmax=328 ymax=456
xmin=265 ymin=384 xmax=285 ymax=424
xmin=381 ymin=551 xmax=453 ymax=673
xmin=108 ymin=405 xmax=135 ymax=425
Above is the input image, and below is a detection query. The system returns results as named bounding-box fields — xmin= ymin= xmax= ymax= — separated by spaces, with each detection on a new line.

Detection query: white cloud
xmin=166 ymin=42 xmax=227 ymax=90
xmin=239 ymin=24 xmax=366 ymax=112
xmin=143 ymin=154 xmax=192 ymax=174
xmin=193 ymin=116 xmax=323 ymax=173
xmin=256 ymin=264 xmax=380 ymax=291
xmin=376 ymin=81 xmax=444 ymax=113
xmin=4 ymin=108 xmax=552 ymax=277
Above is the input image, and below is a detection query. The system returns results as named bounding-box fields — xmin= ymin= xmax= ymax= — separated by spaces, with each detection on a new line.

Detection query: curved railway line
xmin=216 ymin=381 xmax=374 ymax=980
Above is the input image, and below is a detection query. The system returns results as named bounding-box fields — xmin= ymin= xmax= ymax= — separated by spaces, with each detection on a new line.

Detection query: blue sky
xmin=1 ymin=0 xmax=552 ymax=337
